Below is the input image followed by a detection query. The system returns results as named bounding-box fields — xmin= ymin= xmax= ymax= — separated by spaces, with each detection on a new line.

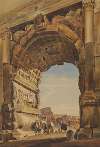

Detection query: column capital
xmin=82 ymin=0 xmax=95 ymax=9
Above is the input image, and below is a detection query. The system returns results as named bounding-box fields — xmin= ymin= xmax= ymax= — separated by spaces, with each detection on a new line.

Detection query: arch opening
xmin=39 ymin=63 xmax=80 ymax=129
xmin=11 ymin=28 xmax=83 ymax=133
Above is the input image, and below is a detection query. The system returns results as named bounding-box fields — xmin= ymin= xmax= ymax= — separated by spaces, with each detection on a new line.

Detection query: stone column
xmin=2 ymin=30 xmax=11 ymax=64
xmin=84 ymin=0 xmax=95 ymax=92
xmin=0 ymin=37 xmax=4 ymax=130
xmin=1 ymin=29 xmax=14 ymax=141
xmin=79 ymin=0 xmax=98 ymax=139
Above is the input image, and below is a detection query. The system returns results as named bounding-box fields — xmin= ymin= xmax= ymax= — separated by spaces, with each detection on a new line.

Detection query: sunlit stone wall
xmin=13 ymin=68 xmax=41 ymax=131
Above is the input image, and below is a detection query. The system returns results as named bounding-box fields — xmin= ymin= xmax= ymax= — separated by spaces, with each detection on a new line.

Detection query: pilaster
xmin=78 ymin=0 xmax=100 ymax=139
xmin=1 ymin=29 xmax=14 ymax=141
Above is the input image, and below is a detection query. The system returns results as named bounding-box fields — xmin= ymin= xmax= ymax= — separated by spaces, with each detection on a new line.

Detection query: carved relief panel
xmin=13 ymin=68 xmax=41 ymax=113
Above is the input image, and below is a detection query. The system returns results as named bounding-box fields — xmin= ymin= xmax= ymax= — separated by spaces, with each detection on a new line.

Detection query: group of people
xmin=31 ymin=120 xmax=80 ymax=141
xmin=31 ymin=121 xmax=67 ymax=135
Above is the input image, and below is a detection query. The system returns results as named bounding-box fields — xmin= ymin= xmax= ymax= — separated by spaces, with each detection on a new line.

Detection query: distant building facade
xmin=55 ymin=114 xmax=80 ymax=129
xmin=40 ymin=107 xmax=54 ymax=122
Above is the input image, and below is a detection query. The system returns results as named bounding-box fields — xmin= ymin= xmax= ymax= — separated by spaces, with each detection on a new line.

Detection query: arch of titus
xmin=0 ymin=0 xmax=100 ymax=139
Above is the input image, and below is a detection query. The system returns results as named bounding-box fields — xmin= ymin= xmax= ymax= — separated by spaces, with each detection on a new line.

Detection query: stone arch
xmin=15 ymin=23 xmax=83 ymax=53
xmin=13 ymin=22 xmax=84 ymax=66
xmin=12 ymin=19 xmax=85 ymax=98
xmin=12 ymin=19 xmax=85 ymax=92
xmin=2 ymin=17 xmax=85 ymax=133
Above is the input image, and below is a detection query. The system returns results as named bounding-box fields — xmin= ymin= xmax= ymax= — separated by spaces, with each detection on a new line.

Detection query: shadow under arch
xmin=13 ymin=22 xmax=84 ymax=67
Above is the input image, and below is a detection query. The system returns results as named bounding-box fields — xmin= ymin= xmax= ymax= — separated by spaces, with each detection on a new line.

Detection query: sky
xmin=39 ymin=63 xmax=80 ymax=116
